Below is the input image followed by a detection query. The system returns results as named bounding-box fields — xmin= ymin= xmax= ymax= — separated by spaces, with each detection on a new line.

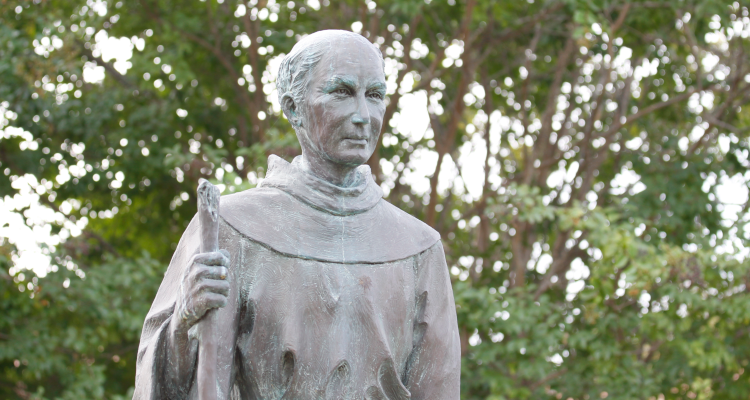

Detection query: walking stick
xmin=196 ymin=178 xmax=221 ymax=400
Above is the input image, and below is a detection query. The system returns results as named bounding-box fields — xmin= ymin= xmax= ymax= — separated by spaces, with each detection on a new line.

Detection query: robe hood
xmin=260 ymin=154 xmax=384 ymax=216
xmin=218 ymin=155 xmax=440 ymax=264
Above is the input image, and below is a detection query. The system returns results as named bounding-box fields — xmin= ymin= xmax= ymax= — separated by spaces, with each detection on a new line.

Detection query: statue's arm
xmin=133 ymin=217 xmax=240 ymax=399
xmin=405 ymin=241 xmax=462 ymax=400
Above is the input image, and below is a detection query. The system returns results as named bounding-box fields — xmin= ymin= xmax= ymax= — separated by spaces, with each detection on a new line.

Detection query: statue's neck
xmin=299 ymin=153 xmax=360 ymax=188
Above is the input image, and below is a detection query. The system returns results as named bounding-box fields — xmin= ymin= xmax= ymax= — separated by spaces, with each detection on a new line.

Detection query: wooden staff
xmin=196 ymin=178 xmax=221 ymax=400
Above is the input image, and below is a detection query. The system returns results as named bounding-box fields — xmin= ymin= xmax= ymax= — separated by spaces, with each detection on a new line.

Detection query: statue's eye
xmin=334 ymin=88 xmax=350 ymax=95
xmin=367 ymin=91 xmax=383 ymax=100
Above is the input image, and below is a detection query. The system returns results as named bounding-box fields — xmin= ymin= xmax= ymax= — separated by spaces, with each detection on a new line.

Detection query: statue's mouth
xmin=343 ymin=138 xmax=368 ymax=145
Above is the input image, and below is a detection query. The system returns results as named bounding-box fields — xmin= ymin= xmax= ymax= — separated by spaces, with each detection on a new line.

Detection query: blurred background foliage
xmin=1 ymin=0 xmax=750 ymax=398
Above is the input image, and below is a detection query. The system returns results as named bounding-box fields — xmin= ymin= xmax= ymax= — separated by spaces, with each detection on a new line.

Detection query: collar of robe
xmin=259 ymin=155 xmax=383 ymax=216
xmin=217 ymin=155 xmax=440 ymax=264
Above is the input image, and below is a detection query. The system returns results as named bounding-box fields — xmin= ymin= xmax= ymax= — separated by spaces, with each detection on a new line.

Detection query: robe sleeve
xmin=133 ymin=217 xmax=241 ymax=400
xmin=405 ymin=240 xmax=461 ymax=400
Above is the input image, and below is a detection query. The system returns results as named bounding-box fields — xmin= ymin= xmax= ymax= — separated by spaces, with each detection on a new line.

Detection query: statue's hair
xmin=276 ymin=30 xmax=384 ymax=126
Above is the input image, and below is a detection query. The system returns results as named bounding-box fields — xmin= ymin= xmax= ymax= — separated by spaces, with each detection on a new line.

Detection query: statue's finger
xmin=199 ymin=292 xmax=228 ymax=311
xmin=197 ymin=279 xmax=230 ymax=296
xmin=195 ymin=265 xmax=228 ymax=280
xmin=194 ymin=251 xmax=229 ymax=266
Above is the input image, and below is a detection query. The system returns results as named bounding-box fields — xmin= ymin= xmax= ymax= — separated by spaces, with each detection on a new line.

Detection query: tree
xmin=1 ymin=0 xmax=749 ymax=398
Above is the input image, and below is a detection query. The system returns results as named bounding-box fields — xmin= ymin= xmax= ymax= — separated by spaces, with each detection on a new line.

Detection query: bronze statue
xmin=133 ymin=30 xmax=461 ymax=399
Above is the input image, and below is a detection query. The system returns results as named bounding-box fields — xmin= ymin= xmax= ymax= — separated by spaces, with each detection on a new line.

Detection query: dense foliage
xmin=1 ymin=0 xmax=750 ymax=398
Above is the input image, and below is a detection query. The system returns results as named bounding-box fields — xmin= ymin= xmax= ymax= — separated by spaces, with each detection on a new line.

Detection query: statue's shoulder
xmin=375 ymin=198 xmax=440 ymax=242
xmin=220 ymin=186 xmax=287 ymax=210
xmin=217 ymin=186 xmax=294 ymax=234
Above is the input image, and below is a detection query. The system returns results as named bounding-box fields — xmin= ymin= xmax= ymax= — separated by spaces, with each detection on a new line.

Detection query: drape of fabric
xmin=133 ymin=156 xmax=461 ymax=399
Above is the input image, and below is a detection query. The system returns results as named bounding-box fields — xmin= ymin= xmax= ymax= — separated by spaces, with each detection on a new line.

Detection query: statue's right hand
xmin=173 ymin=250 xmax=230 ymax=330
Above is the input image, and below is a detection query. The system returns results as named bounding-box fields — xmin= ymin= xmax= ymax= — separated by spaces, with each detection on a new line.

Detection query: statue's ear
xmin=281 ymin=93 xmax=302 ymax=128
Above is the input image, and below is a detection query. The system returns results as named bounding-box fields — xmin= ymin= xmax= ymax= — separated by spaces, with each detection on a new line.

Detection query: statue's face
xmin=300 ymin=37 xmax=386 ymax=167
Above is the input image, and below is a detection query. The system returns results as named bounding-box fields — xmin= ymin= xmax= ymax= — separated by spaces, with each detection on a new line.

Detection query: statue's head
xmin=277 ymin=30 xmax=386 ymax=168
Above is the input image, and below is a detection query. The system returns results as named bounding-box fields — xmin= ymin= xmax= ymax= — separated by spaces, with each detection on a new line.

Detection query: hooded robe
xmin=133 ymin=155 xmax=461 ymax=399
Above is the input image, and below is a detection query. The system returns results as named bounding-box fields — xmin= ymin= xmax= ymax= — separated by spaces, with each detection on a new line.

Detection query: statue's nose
xmin=351 ymin=96 xmax=370 ymax=125
xmin=351 ymin=114 xmax=370 ymax=125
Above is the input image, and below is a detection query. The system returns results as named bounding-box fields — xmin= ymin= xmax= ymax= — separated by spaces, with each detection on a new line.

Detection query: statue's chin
xmin=331 ymin=148 xmax=375 ymax=166
xmin=323 ymin=155 xmax=367 ymax=169
xmin=308 ymin=143 xmax=372 ymax=167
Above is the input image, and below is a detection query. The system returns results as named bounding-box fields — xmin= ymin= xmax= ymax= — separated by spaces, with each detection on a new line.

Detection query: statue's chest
xmin=232 ymin=240 xmax=418 ymax=397
xmin=238 ymin=241 xmax=417 ymax=328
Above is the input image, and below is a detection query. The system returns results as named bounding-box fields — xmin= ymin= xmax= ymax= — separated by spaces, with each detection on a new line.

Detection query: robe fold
xmin=133 ymin=155 xmax=461 ymax=399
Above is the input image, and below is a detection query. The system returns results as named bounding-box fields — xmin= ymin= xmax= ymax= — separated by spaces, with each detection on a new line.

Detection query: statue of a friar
xmin=133 ymin=30 xmax=460 ymax=400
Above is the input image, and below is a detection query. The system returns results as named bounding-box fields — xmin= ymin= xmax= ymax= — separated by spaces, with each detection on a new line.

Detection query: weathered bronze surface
xmin=133 ymin=30 xmax=461 ymax=400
